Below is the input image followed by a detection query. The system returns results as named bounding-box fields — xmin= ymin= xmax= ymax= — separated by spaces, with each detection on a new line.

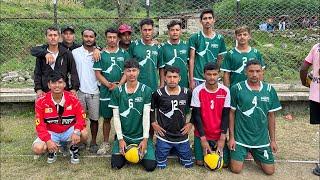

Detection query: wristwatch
xmin=73 ymin=130 xmax=81 ymax=136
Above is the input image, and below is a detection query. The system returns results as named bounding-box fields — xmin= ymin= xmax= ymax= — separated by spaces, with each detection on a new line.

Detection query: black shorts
xmin=310 ymin=100 xmax=320 ymax=124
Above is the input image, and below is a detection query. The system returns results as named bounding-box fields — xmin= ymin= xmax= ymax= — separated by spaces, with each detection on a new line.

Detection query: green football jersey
xmin=93 ymin=48 xmax=129 ymax=99
xmin=221 ymin=47 xmax=265 ymax=87
xmin=158 ymin=40 xmax=189 ymax=88
xmin=230 ymin=81 xmax=282 ymax=148
xmin=128 ymin=39 xmax=159 ymax=91
xmin=109 ymin=82 xmax=152 ymax=140
xmin=189 ymin=31 xmax=227 ymax=81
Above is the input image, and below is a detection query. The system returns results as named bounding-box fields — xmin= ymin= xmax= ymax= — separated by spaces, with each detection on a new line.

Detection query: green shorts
xmin=99 ymin=100 xmax=113 ymax=119
xmin=230 ymin=144 xmax=274 ymax=164
xmin=112 ymin=137 xmax=155 ymax=161
xmin=194 ymin=136 xmax=230 ymax=165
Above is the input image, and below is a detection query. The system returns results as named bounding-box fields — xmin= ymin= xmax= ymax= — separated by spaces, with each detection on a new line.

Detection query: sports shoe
xmin=313 ymin=164 xmax=320 ymax=176
xmin=70 ymin=145 xmax=80 ymax=164
xmin=47 ymin=152 xmax=57 ymax=164
xmin=78 ymin=142 xmax=87 ymax=151
xmin=97 ymin=142 xmax=111 ymax=155
xmin=89 ymin=143 xmax=99 ymax=153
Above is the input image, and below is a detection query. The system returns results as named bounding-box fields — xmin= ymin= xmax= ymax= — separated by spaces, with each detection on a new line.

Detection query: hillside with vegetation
xmin=0 ymin=0 xmax=319 ymax=87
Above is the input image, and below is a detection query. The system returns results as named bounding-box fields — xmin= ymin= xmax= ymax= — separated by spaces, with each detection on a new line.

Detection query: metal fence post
xmin=53 ymin=0 xmax=58 ymax=26
xmin=146 ymin=0 xmax=150 ymax=18
xmin=236 ymin=0 xmax=240 ymax=26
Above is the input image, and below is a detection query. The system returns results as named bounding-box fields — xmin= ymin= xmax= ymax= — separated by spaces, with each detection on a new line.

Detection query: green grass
xmin=0 ymin=112 xmax=319 ymax=179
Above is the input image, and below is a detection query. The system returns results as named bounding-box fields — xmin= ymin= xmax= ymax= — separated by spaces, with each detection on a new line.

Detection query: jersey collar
xmin=105 ymin=48 xmax=119 ymax=54
xmin=140 ymin=39 xmax=154 ymax=46
xmin=201 ymin=30 xmax=216 ymax=39
xmin=235 ymin=46 xmax=252 ymax=54
xmin=245 ymin=80 xmax=263 ymax=92
xmin=167 ymin=40 xmax=180 ymax=45
xmin=203 ymin=82 xmax=221 ymax=93
xmin=51 ymin=92 xmax=66 ymax=107
xmin=164 ymin=85 xmax=181 ymax=96
xmin=125 ymin=82 xmax=140 ymax=94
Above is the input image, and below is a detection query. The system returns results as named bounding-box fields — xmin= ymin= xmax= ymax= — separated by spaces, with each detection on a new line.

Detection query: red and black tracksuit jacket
xmin=35 ymin=91 xmax=86 ymax=142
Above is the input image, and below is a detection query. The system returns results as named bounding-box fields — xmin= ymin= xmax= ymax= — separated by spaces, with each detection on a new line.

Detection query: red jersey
xmin=35 ymin=91 xmax=86 ymax=142
xmin=191 ymin=83 xmax=230 ymax=140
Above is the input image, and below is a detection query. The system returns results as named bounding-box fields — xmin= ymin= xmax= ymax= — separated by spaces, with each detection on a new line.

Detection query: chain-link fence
xmin=0 ymin=0 xmax=319 ymax=86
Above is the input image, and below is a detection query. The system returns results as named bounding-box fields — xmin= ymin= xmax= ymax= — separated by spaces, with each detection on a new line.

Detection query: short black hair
xmin=124 ymin=59 xmax=140 ymax=69
xmin=139 ymin=18 xmax=154 ymax=28
xmin=164 ymin=66 xmax=180 ymax=76
xmin=200 ymin=9 xmax=215 ymax=20
xmin=48 ymin=71 xmax=65 ymax=83
xmin=167 ymin=20 xmax=182 ymax=30
xmin=105 ymin=27 xmax=119 ymax=37
xmin=81 ymin=28 xmax=97 ymax=37
xmin=203 ymin=62 xmax=219 ymax=73
xmin=45 ymin=26 xmax=60 ymax=35
xmin=245 ymin=59 xmax=262 ymax=69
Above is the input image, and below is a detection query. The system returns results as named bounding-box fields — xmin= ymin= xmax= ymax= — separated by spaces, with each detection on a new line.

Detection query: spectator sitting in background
xmin=278 ymin=17 xmax=286 ymax=31
xmin=301 ymin=16 xmax=310 ymax=28
xmin=309 ymin=16 xmax=318 ymax=28
xmin=266 ymin=18 xmax=275 ymax=32
xmin=259 ymin=18 xmax=275 ymax=32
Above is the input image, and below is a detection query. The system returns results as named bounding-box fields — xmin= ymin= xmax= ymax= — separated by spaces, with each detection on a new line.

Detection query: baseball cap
xmin=61 ymin=25 xmax=75 ymax=33
xmin=118 ymin=24 xmax=132 ymax=33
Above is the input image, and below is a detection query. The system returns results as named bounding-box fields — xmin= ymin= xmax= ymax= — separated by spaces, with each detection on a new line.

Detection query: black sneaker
xmin=70 ymin=145 xmax=80 ymax=164
xmin=78 ymin=142 xmax=87 ymax=151
xmin=313 ymin=164 xmax=320 ymax=176
xmin=47 ymin=152 xmax=57 ymax=164
xmin=89 ymin=143 xmax=99 ymax=153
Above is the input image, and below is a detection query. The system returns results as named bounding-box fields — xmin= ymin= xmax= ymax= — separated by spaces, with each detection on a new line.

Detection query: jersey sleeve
xmin=35 ymin=99 xmax=51 ymax=142
xmin=304 ymin=44 xmax=317 ymax=64
xmin=218 ymin=35 xmax=227 ymax=55
xmin=268 ymin=86 xmax=282 ymax=112
xmin=143 ymin=86 xmax=152 ymax=105
xmin=224 ymin=87 xmax=231 ymax=108
xmin=188 ymin=33 xmax=197 ymax=50
xmin=158 ymin=45 xmax=165 ymax=68
xmin=191 ymin=86 xmax=201 ymax=107
xmin=187 ymin=89 xmax=193 ymax=107
xmin=109 ymin=87 xmax=120 ymax=108
xmin=151 ymin=90 xmax=160 ymax=111
xmin=186 ymin=42 xmax=190 ymax=61
xmin=230 ymin=85 xmax=239 ymax=110
xmin=93 ymin=59 xmax=102 ymax=71
xmin=220 ymin=51 xmax=232 ymax=72
xmin=156 ymin=45 xmax=161 ymax=69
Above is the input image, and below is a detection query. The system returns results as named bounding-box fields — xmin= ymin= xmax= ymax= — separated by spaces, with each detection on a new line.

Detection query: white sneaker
xmin=97 ymin=142 xmax=111 ymax=155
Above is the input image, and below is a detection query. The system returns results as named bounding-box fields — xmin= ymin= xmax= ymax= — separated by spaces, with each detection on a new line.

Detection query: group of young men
xmin=32 ymin=8 xmax=316 ymax=175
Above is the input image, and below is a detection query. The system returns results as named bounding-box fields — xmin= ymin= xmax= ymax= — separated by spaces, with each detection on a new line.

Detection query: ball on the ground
xmin=124 ymin=144 xmax=141 ymax=164
xmin=204 ymin=152 xmax=224 ymax=171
